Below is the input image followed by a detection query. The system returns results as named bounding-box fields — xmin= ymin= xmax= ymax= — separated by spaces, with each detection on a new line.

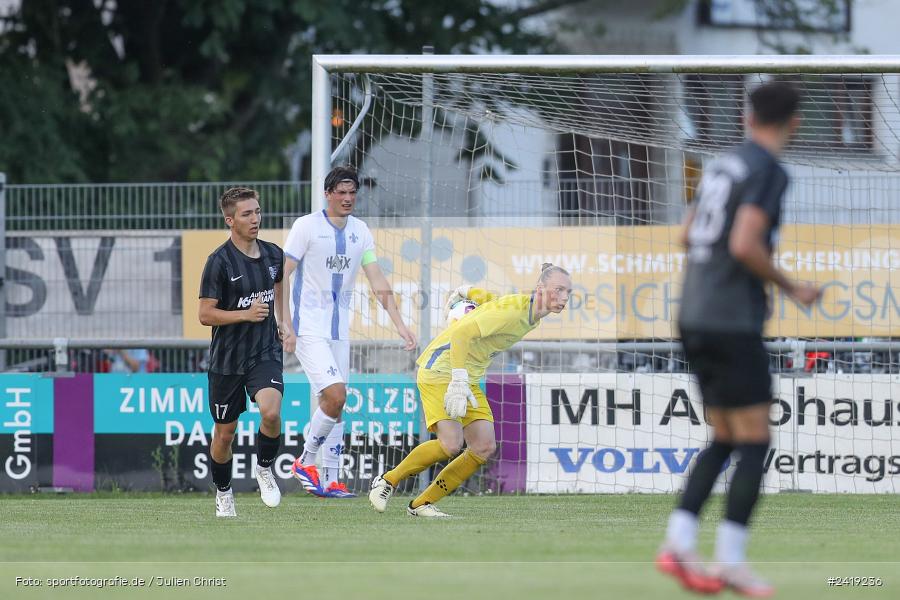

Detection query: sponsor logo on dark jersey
xmin=236 ymin=288 xmax=275 ymax=308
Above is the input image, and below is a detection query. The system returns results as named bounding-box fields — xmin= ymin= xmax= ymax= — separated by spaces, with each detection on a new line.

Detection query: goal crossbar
xmin=314 ymin=54 xmax=900 ymax=75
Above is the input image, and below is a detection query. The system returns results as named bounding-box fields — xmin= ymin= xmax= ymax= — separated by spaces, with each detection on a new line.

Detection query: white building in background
xmin=353 ymin=0 xmax=900 ymax=226
xmin=546 ymin=0 xmax=900 ymax=225
xmin=552 ymin=0 xmax=900 ymax=60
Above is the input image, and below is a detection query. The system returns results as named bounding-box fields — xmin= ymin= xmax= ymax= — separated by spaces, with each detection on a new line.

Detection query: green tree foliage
xmin=0 ymin=0 xmax=575 ymax=183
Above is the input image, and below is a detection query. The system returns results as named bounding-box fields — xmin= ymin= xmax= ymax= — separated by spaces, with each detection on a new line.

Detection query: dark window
xmin=793 ymin=76 xmax=874 ymax=153
xmin=698 ymin=0 xmax=851 ymax=33
xmin=683 ymin=74 xmax=745 ymax=147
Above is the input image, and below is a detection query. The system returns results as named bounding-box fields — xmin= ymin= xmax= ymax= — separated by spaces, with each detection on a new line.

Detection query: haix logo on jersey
xmin=236 ymin=288 xmax=275 ymax=308
xmin=326 ymin=255 xmax=351 ymax=272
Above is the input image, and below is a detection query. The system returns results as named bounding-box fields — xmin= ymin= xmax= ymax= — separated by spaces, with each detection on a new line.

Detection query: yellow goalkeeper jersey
xmin=416 ymin=290 xmax=538 ymax=384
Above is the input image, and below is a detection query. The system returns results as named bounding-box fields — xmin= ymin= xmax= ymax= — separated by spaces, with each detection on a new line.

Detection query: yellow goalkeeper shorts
xmin=416 ymin=371 xmax=493 ymax=432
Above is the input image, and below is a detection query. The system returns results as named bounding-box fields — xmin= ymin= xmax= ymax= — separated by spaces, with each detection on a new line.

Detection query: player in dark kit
xmin=199 ymin=187 xmax=288 ymax=517
xmin=657 ymin=83 xmax=821 ymax=597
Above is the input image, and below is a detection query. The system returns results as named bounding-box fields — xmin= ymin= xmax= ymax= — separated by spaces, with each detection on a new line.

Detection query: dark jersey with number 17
xmin=200 ymin=239 xmax=284 ymax=374
xmin=678 ymin=140 xmax=788 ymax=335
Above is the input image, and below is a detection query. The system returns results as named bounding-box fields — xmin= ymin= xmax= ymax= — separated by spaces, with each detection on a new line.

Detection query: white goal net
xmin=314 ymin=55 xmax=900 ymax=495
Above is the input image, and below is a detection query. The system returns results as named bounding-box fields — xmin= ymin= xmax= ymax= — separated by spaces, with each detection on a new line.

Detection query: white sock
xmin=666 ymin=509 xmax=699 ymax=553
xmin=300 ymin=409 xmax=337 ymax=465
xmin=323 ymin=467 xmax=340 ymax=487
xmin=715 ymin=520 xmax=748 ymax=566
xmin=321 ymin=420 xmax=345 ymax=487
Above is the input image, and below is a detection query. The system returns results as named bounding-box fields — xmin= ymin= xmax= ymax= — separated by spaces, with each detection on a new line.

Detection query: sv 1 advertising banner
xmin=6 ymin=232 xmax=181 ymax=338
xmin=526 ymin=373 xmax=899 ymax=494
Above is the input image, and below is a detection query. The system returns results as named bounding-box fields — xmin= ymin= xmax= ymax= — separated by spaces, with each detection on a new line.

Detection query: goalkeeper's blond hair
xmin=538 ymin=262 xmax=569 ymax=284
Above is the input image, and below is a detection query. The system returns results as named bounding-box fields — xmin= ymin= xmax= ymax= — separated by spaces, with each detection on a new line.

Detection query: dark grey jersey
xmin=678 ymin=140 xmax=788 ymax=334
xmin=200 ymin=239 xmax=284 ymax=375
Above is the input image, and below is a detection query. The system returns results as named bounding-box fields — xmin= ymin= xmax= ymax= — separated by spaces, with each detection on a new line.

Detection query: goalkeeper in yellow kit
xmin=368 ymin=263 xmax=572 ymax=517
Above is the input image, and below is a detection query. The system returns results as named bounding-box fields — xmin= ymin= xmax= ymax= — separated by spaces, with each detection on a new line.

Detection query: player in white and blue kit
xmin=280 ymin=166 xmax=417 ymax=498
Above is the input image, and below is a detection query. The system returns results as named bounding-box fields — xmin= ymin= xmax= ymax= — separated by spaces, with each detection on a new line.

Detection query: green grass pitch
xmin=0 ymin=492 xmax=896 ymax=599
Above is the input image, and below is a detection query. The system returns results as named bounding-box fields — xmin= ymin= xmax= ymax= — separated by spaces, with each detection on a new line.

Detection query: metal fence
xmin=1 ymin=337 xmax=898 ymax=377
xmin=6 ymin=181 xmax=311 ymax=231
xmin=6 ymin=175 xmax=900 ymax=230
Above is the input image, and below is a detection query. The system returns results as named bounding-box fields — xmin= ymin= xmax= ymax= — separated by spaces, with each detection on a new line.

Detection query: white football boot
xmin=256 ymin=464 xmax=281 ymax=508
xmin=712 ymin=563 xmax=775 ymax=598
xmin=368 ymin=475 xmax=395 ymax=513
xmin=215 ymin=488 xmax=237 ymax=518
xmin=407 ymin=501 xmax=451 ymax=518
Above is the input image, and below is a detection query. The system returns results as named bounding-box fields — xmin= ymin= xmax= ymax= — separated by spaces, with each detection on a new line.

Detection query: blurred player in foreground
xmin=199 ymin=187 xmax=288 ymax=517
xmin=657 ymin=82 xmax=820 ymax=596
xmin=368 ymin=263 xmax=571 ymax=517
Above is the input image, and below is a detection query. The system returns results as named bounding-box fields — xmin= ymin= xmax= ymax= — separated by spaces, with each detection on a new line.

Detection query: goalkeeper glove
xmin=442 ymin=285 xmax=472 ymax=323
xmin=443 ymin=369 xmax=478 ymax=419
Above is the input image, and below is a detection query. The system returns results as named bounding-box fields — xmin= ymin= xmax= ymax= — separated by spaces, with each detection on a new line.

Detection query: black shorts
xmin=207 ymin=361 xmax=284 ymax=424
xmin=679 ymin=328 xmax=772 ymax=409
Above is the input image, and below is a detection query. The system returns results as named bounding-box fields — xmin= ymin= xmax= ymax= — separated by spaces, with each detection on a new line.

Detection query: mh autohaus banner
xmin=526 ymin=373 xmax=899 ymax=494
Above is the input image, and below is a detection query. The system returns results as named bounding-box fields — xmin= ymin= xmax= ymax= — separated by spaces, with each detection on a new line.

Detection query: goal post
xmin=311 ymin=55 xmax=900 ymax=495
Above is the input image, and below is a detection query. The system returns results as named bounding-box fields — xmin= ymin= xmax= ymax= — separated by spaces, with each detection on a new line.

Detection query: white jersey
xmin=284 ymin=210 xmax=375 ymax=340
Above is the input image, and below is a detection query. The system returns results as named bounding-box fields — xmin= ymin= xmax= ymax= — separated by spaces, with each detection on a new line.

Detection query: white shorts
xmin=295 ymin=336 xmax=350 ymax=396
